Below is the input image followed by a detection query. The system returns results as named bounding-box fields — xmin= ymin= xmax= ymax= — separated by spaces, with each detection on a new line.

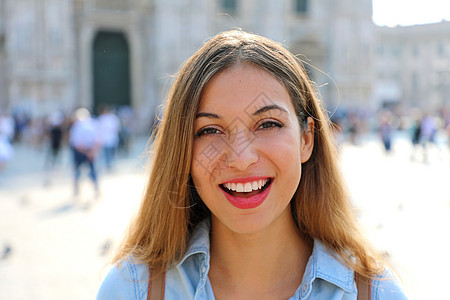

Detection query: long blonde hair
xmin=114 ymin=30 xmax=382 ymax=278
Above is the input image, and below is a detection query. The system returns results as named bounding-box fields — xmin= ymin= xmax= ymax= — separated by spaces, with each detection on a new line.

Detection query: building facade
xmin=374 ymin=21 xmax=450 ymax=110
xmin=0 ymin=0 xmax=374 ymax=130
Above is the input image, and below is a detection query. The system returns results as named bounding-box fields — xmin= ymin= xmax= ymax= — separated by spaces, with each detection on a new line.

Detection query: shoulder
xmin=96 ymin=259 xmax=149 ymax=300
xmin=370 ymin=269 xmax=408 ymax=300
xmin=309 ymin=241 xmax=408 ymax=299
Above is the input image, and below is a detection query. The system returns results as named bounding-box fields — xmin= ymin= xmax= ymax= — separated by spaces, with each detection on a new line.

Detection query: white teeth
xmin=252 ymin=181 xmax=259 ymax=190
xmin=223 ymin=178 xmax=269 ymax=193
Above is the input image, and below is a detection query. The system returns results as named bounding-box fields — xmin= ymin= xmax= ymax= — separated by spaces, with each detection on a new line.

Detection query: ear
xmin=300 ymin=117 xmax=314 ymax=163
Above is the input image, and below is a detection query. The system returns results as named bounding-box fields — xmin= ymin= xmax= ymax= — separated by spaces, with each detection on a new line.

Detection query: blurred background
xmin=0 ymin=0 xmax=449 ymax=299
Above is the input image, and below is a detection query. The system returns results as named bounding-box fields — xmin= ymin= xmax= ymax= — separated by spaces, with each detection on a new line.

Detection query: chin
xmin=213 ymin=211 xmax=278 ymax=235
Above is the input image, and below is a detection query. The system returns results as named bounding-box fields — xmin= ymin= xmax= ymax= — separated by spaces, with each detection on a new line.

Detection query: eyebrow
xmin=195 ymin=112 xmax=221 ymax=119
xmin=253 ymin=104 xmax=288 ymax=116
xmin=195 ymin=104 xmax=288 ymax=119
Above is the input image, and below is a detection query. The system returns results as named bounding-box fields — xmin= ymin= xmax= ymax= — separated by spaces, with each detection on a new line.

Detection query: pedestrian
xmin=12 ymin=111 xmax=29 ymax=143
xmin=378 ymin=110 xmax=393 ymax=154
xmin=0 ymin=112 xmax=14 ymax=171
xmin=46 ymin=111 xmax=65 ymax=168
xmin=117 ymin=105 xmax=134 ymax=156
xmin=0 ymin=131 xmax=14 ymax=171
xmin=347 ymin=111 xmax=360 ymax=145
xmin=420 ymin=113 xmax=437 ymax=163
xmin=0 ymin=111 xmax=15 ymax=142
xmin=410 ymin=114 xmax=422 ymax=161
xmin=443 ymin=108 xmax=450 ymax=163
xmin=97 ymin=30 xmax=407 ymax=299
xmin=97 ymin=105 xmax=121 ymax=171
xmin=69 ymin=108 xmax=101 ymax=197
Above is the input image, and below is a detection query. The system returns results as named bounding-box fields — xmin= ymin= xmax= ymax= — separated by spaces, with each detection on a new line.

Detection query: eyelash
xmin=257 ymin=120 xmax=283 ymax=130
xmin=196 ymin=127 xmax=221 ymax=138
xmin=195 ymin=120 xmax=283 ymax=138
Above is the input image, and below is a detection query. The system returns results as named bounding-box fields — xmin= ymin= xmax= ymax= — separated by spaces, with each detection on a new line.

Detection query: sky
xmin=372 ymin=0 xmax=450 ymax=27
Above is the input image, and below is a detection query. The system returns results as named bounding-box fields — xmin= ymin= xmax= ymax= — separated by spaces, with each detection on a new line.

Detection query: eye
xmin=196 ymin=127 xmax=222 ymax=138
xmin=257 ymin=120 xmax=283 ymax=130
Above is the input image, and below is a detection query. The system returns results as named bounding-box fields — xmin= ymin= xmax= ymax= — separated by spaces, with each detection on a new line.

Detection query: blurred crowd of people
xmin=0 ymin=105 xmax=138 ymax=195
xmin=331 ymin=105 xmax=450 ymax=163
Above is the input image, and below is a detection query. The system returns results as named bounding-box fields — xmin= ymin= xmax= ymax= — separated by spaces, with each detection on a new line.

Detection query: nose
xmin=224 ymin=131 xmax=259 ymax=170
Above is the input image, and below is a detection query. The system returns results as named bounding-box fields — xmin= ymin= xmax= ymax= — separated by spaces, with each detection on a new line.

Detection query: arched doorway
xmin=92 ymin=31 xmax=131 ymax=114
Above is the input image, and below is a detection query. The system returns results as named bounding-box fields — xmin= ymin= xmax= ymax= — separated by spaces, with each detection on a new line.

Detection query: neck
xmin=208 ymin=209 xmax=312 ymax=299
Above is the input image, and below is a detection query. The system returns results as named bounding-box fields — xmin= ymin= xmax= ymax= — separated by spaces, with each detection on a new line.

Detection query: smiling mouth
xmin=219 ymin=178 xmax=272 ymax=198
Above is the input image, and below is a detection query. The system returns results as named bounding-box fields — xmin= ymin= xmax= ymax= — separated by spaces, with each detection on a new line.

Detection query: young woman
xmin=97 ymin=30 xmax=407 ymax=299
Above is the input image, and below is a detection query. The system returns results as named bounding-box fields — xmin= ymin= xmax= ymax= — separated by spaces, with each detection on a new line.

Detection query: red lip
xmin=221 ymin=176 xmax=271 ymax=184
xmin=220 ymin=179 xmax=272 ymax=209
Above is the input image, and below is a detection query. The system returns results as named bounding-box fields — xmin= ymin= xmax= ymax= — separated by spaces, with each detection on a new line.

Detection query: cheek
xmin=190 ymin=160 xmax=210 ymax=206
xmin=191 ymin=139 xmax=226 ymax=185
xmin=190 ymin=150 xmax=219 ymax=214
xmin=276 ymin=145 xmax=302 ymax=183
xmin=259 ymin=128 xmax=302 ymax=163
xmin=259 ymin=130 xmax=302 ymax=189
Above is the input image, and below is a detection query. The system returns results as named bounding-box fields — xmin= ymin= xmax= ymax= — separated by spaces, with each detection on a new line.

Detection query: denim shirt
xmin=97 ymin=219 xmax=408 ymax=299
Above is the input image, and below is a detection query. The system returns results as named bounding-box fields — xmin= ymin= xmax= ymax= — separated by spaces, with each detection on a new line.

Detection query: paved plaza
xmin=0 ymin=133 xmax=449 ymax=299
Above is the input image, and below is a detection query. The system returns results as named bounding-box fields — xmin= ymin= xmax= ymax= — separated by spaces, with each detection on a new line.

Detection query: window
xmin=391 ymin=45 xmax=400 ymax=57
xmin=221 ymin=0 xmax=237 ymax=14
xmin=438 ymin=42 xmax=444 ymax=57
xmin=412 ymin=45 xmax=419 ymax=57
xmin=0 ymin=33 xmax=4 ymax=52
xmin=295 ymin=0 xmax=308 ymax=14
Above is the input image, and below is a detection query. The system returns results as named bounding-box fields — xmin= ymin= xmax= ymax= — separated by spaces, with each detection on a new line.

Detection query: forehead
xmin=198 ymin=64 xmax=294 ymax=114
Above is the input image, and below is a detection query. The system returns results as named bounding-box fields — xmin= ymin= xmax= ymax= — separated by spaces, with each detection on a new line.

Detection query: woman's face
xmin=191 ymin=64 xmax=314 ymax=234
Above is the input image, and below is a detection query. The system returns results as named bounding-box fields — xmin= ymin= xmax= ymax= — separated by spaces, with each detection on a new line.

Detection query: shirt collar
xmin=300 ymin=240 xmax=356 ymax=297
xmin=179 ymin=217 xmax=211 ymax=269
xmin=178 ymin=219 xmax=356 ymax=297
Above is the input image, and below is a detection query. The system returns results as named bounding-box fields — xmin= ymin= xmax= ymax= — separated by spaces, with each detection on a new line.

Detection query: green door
xmin=93 ymin=31 xmax=131 ymax=114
